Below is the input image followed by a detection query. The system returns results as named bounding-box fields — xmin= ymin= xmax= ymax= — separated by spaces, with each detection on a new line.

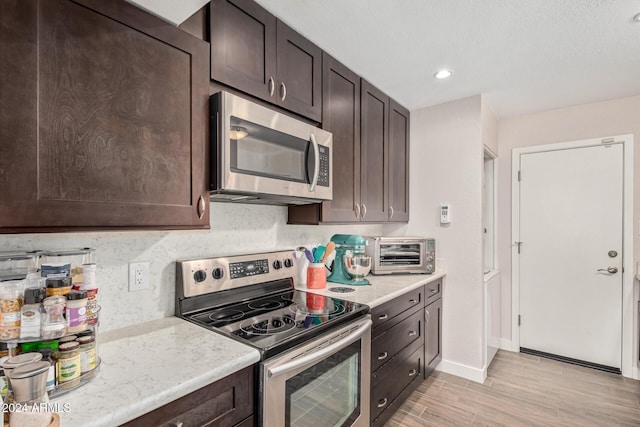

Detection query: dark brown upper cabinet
xmin=0 ymin=0 xmax=209 ymax=233
xmin=210 ymin=0 xmax=322 ymax=122
xmin=388 ymin=100 xmax=410 ymax=222
xmin=288 ymin=61 xmax=410 ymax=224
xmin=360 ymin=80 xmax=390 ymax=223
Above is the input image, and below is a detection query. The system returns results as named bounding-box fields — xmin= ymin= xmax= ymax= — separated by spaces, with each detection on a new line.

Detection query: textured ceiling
xmin=130 ymin=0 xmax=640 ymax=118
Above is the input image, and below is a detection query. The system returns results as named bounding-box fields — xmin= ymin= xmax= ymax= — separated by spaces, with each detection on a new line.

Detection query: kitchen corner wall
xmin=2 ymin=204 xmax=383 ymax=333
xmin=402 ymin=95 xmax=486 ymax=381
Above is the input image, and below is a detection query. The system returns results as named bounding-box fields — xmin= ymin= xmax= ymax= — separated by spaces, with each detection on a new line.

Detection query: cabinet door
xmin=275 ymin=20 xmax=322 ymax=122
xmin=425 ymin=298 xmax=443 ymax=373
xmin=210 ymin=0 xmax=277 ymax=103
xmin=388 ymin=99 xmax=410 ymax=222
xmin=318 ymin=53 xmax=360 ymax=222
xmin=360 ymin=80 xmax=389 ymax=222
xmin=0 ymin=0 xmax=209 ymax=232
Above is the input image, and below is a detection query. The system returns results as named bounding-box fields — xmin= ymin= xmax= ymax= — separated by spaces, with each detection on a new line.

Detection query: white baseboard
xmin=436 ymin=359 xmax=487 ymax=384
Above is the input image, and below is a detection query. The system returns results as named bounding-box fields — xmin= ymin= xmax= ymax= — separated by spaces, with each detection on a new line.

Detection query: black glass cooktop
xmin=187 ymin=289 xmax=368 ymax=358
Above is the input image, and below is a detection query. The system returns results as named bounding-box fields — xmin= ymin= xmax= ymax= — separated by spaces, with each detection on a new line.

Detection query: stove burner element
xmin=239 ymin=316 xmax=296 ymax=335
xmin=207 ymin=309 xmax=244 ymax=324
xmin=248 ymin=300 xmax=284 ymax=310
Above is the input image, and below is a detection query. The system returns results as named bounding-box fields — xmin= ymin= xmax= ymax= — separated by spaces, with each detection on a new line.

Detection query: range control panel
xmin=177 ymin=250 xmax=297 ymax=298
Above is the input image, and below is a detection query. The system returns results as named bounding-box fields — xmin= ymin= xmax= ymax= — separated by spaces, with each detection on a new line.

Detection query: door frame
xmin=511 ymin=134 xmax=635 ymax=378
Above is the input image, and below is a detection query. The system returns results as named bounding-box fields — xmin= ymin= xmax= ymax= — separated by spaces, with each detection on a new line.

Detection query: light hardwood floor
xmin=385 ymin=350 xmax=640 ymax=426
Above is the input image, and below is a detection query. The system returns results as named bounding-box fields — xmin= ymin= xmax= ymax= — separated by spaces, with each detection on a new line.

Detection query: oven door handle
xmin=267 ymin=319 xmax=372 ymax=378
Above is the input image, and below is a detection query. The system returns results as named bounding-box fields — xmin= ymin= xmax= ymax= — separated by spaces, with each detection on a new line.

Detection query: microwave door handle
xmin=267 ymin=319 xmax=372 ymax=378
xmin=308 ymin=133 xmax=320 ymax=192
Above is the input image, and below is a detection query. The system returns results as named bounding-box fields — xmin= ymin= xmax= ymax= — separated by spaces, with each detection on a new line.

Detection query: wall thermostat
xmin=440 ymin=204 xmax=450 ymax=224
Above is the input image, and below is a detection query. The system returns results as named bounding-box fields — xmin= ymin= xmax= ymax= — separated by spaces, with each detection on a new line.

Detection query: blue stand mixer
xmin=327 ymin=234 xmax=371 ymax=285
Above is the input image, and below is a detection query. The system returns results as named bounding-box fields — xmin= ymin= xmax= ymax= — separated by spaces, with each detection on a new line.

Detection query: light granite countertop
xmin=54 ymin=317 xmax=260 ymax=427
xmin=295 ymin=269 xmax=446 ymax=308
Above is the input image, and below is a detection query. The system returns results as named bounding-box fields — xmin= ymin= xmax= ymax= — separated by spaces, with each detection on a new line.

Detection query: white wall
xmin=403 ymin=95 xmax=486 ymax=380
xmin=2 ymin=203 xmax=383 ymax=333
xmin=497 ymin=94 xmax=640 ymax=361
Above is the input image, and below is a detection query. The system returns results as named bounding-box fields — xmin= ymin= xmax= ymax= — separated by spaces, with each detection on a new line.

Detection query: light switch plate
xmin=129 ymin=261 xmax=150 ymax=292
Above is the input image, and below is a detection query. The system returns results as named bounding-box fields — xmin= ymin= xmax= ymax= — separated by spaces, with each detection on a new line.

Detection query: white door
xmin=518 ymin=143 xmax=623 ymax=369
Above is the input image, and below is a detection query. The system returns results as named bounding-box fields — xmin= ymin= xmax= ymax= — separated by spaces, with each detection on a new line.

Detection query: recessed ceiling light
xmin=634 ymin=12 xmax=640 ymax=22
xmin=434 ymin=69 xmax=453 ymax=79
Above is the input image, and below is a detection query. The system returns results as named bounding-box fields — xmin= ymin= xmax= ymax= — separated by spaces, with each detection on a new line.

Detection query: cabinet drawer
xmin=122 ymin=366 xmax=254 ymax=427
xmin=370 ymin=346 xmax=422 ymax=421
xmin=425 ymin=279 xmax=442 ymax=305
xmin=371 ymin=287 xmax=422 ymax=331
xmin=371 ymin=308 xmax=423 ymax=372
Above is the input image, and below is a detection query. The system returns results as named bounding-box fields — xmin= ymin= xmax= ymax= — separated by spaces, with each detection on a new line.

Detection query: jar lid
xmin=46 ymin=277 xmax=71 ymax=288
xmin=77 ymin=336 xmax=94 ymax=345
xmin=59 ymin=335 xmax=77 ymax=344
xmin=43 ymin=295 xmax=67 ymax=306
xmin=23 ymin=287 xmax=43 ymax=305
xmin=9 ymin=361 xmax=50 ymax=379
xmin=20 ymin=342 xmax=40 ymax=353
xmin=2 ymin=352 xmax=43 ymax=369
xmin=59 ymin=342 xmax=79 ymax=352
xmin=66 ymin=290 xmax=87 ymax=300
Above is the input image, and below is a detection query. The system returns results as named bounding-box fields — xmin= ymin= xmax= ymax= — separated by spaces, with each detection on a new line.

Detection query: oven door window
xmin=230 ymin=116 xmax=313 ymax=184
xmin=285 ymin=341 xmax=361 ymax=427
xmin=380 ymin=243 xmax=422 ymax=266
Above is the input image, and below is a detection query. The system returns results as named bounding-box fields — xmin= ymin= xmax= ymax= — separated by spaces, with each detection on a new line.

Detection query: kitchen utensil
xmin=320 ymin=242 xmax=335 ymax=263
xmin=312 ymin=246 xmax=325 ymax=263
xmin=327 ymin=234 xmax=370 ymax=285
xmin=343 ymin=254 xmax=371 ymax=282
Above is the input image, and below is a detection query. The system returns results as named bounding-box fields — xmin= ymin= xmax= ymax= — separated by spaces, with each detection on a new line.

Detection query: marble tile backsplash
xmin=2 ymin=203 xmax=383 ymax=332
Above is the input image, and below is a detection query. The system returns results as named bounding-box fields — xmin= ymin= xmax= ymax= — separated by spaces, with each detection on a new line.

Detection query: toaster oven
xmin=364 ymin=237 xmax=435 ymax=275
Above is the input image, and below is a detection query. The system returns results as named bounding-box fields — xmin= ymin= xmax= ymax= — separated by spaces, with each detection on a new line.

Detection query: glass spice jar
xmin=65 ymin=290 xmax=87 ymax=334
xmin=56 ymin=341 xmax=81 ymax=389
xmin=0 ymin=280 xmax=24 ymax=340
xmin=40 ymin=296 xmax=66 ymax=339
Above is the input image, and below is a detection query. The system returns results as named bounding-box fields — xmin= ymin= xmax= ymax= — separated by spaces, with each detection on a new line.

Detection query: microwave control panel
xmin=317 ymin=146 xmax=330 ymax=187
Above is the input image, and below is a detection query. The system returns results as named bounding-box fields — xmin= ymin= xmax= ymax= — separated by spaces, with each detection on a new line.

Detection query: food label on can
xmin=66 ymin=306 xmax=87 ymax=327
xmin=58 ymin=354 xmax=81 ymax=383
xmin=1 ymin=311 xmax=20 ymax=325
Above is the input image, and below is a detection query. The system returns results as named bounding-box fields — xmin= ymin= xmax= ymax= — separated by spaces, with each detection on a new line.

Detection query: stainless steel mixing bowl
xmin=342 ymin=254 xmax=371 ymax=281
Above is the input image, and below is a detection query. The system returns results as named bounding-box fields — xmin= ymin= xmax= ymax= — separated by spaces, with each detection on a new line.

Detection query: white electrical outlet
xmin=129 ymin=261 xmax=150 ymax=292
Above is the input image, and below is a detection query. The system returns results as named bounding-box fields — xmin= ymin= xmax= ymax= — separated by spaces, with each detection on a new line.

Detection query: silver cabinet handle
xmin=197 ymin=195 xmax=206 ymax=219
xmin=362 ymin=203 xmax=367 ymax=219
xmin=268 ymin=319 xmax=372 ymax=377
xmin=408 ymin=369 xmax=417 ymax=377
xmin=409 ymin=299 xmax=417 ymax=304
xmin=268 ymin=76 xmax=275 ymax=97
xmin=355 ymin=203 xmax=361 ymax=219
xmin=377 ymin=398 xmax=388 ymax=408
xmin=429 ymin=287 xmax=437 ymax=294
xmin=280 ymin=82 xmax=287 ymax=101
xmin=597 ymin=266 xmax=618 ymax=274
xmin=308 ymin=133 xmax=319 ymax=192
xmin=425 ymin=308 xmax=431 ymax=322
xmin=408 ymin=330 xmax=417 ymax=337
xmin=174 ymin=423 xmax=184 ymax=427
xmin=378 ymin=314 xmax=388 ymax=320
xmin=377 ymin=351 xmax=388 ymax=360
xmin=389 ymin=205 xmax=394 ymax=219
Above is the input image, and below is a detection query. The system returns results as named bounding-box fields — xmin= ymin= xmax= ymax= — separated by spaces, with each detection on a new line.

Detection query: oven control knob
xmin=273 ymin=260 xmax=282 ymax=270
xmin=193 ymin=270 xmax=207 ymax=283
xmin=284 ymin=258 xmax=293 ymax=268
xmin=212 ymin=268 xmax=224 ymax=280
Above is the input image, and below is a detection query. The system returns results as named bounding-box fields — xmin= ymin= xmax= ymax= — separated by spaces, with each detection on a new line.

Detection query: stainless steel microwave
xmin=210 ymin=91 xmax=332 ymax=204
xmin=365 ymin=237 xmax=436 ymax=275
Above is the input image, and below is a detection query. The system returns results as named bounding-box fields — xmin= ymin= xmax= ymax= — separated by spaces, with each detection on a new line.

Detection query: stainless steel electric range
xmin=176 ymin=250 xmax=371 ymax=427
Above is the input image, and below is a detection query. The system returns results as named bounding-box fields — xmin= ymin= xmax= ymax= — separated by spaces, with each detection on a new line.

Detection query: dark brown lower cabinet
xmin=425 ymin=279 xmax=443 ymax=377
xmin=0 ymin=0 xmax=209 ymax=232
xmin=370 ymin=293 xmax=425 ymax=427
xmin=121 ymin=366 xmax=255 ymax=427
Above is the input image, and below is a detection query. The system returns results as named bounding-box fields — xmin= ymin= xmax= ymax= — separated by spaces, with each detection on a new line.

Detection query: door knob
xmin=597 ymin=266 xmax=618 ymax=274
